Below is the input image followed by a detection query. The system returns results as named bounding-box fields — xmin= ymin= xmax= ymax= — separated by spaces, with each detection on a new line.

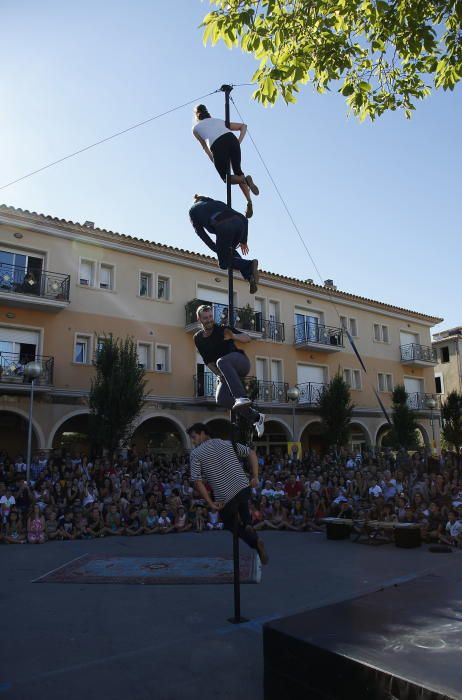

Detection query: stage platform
xmin=264 ymin=567 xmax=462 ymax=700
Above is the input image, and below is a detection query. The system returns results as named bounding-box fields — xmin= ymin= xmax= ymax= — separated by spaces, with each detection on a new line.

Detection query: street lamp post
xmin=426 ymin=396 xmax=437 ymax=456
xmin=24 ymin=360 xmax=42 ymax=483
xmin=287 ymin=386 xmax=300 ymax=443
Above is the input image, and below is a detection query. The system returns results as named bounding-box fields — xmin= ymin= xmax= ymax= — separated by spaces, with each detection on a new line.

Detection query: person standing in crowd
xmin=192 ymin=104 xmax=259 ymax=218
xmin=187 ymin=423 xmax=268 ymax=565
xmin=194 ymin=304 xmax=265 ymax=438
xmin=189 ymin=194 xmax=259 ymax=294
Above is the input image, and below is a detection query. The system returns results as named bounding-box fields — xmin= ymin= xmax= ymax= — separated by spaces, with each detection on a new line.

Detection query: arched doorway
xmin=205 ymin=418 xmax=232 ymax=440
xmin=131 ymin=416 xmax=186 ymax=456
xmin=349 ymin=422 xmax=372 ymax=454
xmin=300 ymin=421 xmax=326 ymax=455
xmin=51 ymin=413 xmax=90 ymax=456
xmin=254 ymin=419 xmax=290 ymax=456
xmin=0 ymin=410 xmax=39 ymax=459
xmin=416 ymin=424 xmax=430 ymax=449
xmin=376 ymin=423 xmax=392 ymax=448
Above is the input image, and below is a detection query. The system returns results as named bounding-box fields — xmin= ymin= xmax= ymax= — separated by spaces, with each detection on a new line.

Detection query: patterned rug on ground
xmin=34 ymin=553 xmax=262 ymax=585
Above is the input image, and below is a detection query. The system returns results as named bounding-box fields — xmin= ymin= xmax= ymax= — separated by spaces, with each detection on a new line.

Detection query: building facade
xmin=0 ymin=205 xmax=443 ymax=457
xmin=432 ymin=327 xmax=462 ymax=398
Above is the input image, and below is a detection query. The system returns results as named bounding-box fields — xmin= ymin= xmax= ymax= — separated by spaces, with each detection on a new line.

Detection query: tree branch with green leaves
xmin=202 ymin=0 xmax=462 ymax=120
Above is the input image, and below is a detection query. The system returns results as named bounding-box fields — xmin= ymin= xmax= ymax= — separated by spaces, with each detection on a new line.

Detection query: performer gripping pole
xmin=192 ymin=96 xmax=259 ymax=219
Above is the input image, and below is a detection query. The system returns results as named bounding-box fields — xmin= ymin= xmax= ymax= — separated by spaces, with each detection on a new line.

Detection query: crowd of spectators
xmin=1 ymin=444 xmax=461 ymax=547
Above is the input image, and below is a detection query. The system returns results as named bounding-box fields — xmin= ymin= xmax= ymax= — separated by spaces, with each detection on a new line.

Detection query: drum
xmin=326 ymin=520 xmax=351 ymax=540
xmin=394 ymin=524 xmax=421 ymax=548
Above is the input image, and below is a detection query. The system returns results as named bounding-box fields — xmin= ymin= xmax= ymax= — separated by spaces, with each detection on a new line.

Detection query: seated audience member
xmin=4 ymin=511 xmax=26 ymax=544
xmin=45 ymin=510 xmax=60 ymax=540
xmin=285 ymin=474 xmax=303 ymax=500
xmin=206 ymin=507 xmax=224 ymax=531
xmin=144 ymin=507 xmax=159 ymax=534
xmin=440 ymin=510 xmax=462 ymax=547
xmin=158 ymin=508 xmax=174 ymax=534
xmin=174 ymin=505 xmax=192 ymax=532
xmin=261 ymin=480 xmax=276 ymax=499
xmin=286 ymin=500 xmax=307 ymax=532
xmin=87 ymin=507 xmax=105 ymax=537
xmin=267 ymin=498 xmax=287 ymax=530
xmin=105 ymin=504 xmax=125 ymax=536
xmin=27 ymin=505 xmax=46 ymax=544
xmin=58 ymin=510 xmax=77 ymax=540
xmin=193 ymin=505 xmax=206 ymax=533
xmin=125 ymin=508 xmax=144 ymax=536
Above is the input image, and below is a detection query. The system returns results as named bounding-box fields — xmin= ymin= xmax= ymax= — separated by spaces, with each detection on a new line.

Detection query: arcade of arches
xmin=0 ymin=411 xmax=38 ymax=458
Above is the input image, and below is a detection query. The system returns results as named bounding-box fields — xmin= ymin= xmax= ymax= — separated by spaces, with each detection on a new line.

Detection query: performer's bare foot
xmin=256 ymin=537 xmax=269 ymax=565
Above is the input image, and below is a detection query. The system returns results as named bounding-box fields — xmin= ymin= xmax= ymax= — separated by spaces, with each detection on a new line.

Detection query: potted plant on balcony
xmin=235 ymin=303 xmax=258 ymax=332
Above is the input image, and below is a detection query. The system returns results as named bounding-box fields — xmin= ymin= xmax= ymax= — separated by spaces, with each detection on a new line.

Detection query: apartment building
xmin=0 ymin=204 xmax=443 ymax=457
xmin=432 ymin=327 xmax=462 ymax=398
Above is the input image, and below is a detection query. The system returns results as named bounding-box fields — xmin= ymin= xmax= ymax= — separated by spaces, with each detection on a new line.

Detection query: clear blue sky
xmin=1 ymin=0 xmax=460 ymax=333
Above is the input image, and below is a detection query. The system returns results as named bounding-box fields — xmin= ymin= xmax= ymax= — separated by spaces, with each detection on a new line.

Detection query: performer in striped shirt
xmin=187 ymin=423 xmax=268 ymax=565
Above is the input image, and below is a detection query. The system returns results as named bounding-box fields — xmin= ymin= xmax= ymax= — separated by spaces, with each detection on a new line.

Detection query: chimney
xmin=84 ymin=220 xmax=95 ymax=229
xmin=324 ymin=279 xmax=336 ymax=289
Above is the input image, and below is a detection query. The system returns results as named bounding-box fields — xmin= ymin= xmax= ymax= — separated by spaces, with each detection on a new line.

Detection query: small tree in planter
xmin=389 ymin=384 xmax=420 ymax=450
xmin=441 ymin=390 xmax=462 ymax=453
xmin=318 ymin=371 xmax=354 ymax=452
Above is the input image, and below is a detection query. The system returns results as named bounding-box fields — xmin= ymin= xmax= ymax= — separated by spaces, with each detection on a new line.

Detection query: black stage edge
xmin=264 ymin=569 xmax=462 ymax=700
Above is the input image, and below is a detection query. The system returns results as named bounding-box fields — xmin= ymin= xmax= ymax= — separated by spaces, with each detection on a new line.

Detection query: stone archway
xmin=131 ymin=416 xmax=187 ymax=456
xmin=0 ymin=409 xmax=42 ymax=458
xmin=299 ymin=420 xmax=326 ymax=455
xmin=416 ymin=423 xmax=430 ymax=449
xmin=375 ymin=423 xmax=392 ymax=448
xmin=51 ymin=412 xmax=91 ymax=456
xmin=253 ymin=419 xmax=290 ymax=456
xmin=349 ymin=421 xmax=372 ymax=453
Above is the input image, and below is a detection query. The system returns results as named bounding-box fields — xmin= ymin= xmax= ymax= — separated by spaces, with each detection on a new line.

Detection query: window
xmin=155 ymin=344 xmax=170 ymax=372
xmin=343 ymin=368 xmax=361 ymax=390
xmin=435 ymin=375 xmax=443 ymax=394
xmin=157 ymin=275 xmax=170 ymax=300
xmin=139 ymin=273 xmax=153 ymax=297
xmin=441 ymin=346 xmax=450 ymax=363
xmin=374 ymin=323 xmax=389 ymax=342
xmin=378 ymin=373 xmax=393 ymax=392
xmin=79 ymin=260 xmax=95 ymax=286
xmin=74 ymin=335 xmax=91 ymax=364
xmin=340 ymin=316 xmax=358 ymax=337
xmin=99 ymin=264 xmax=114 ymax=290
xmin=137 ymin=342 xmax=152 ymax=370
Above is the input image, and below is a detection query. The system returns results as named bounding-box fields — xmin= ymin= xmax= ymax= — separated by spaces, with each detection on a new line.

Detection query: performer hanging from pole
xmin=194 ymin=304 xmax=265 ymax=438
xmin=187 ymin=422 xmax=268 ymax=564
xmin=189 ymin=194 xmax=259 ymax=294
xmin=192 ymin=104 xmax=259 ymax=219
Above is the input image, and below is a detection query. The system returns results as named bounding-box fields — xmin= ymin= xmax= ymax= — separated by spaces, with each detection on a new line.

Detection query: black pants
xmin=211 ymin=132 xmax=243 ymax=181
xmin=220 ymin=487 xmax=258 ymax=551
xmin=214 ymin=217 xmax=252 ymax=280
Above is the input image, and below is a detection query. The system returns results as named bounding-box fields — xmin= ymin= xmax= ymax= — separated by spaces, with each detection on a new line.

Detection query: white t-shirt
xmin=193 ymin=118 xmax=231 ymax=148
xmin=369 ymin=484 xmax=383 ymax=497
xmin=446 ymin=519 xmax=462 ymax=538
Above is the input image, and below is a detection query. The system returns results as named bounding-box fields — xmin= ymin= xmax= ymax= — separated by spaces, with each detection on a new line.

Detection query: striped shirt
xmin=190 ymin=439 xmax=250 ymax=505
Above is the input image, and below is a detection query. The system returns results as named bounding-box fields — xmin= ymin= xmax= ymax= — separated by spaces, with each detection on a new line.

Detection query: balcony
xmin=294 ymin=322 xmax=343 ymax=352
xmin=296 ymin=382 xmax=328 ymax=406
xmin=0 ymin=262 xmax=70 ymax=312
xmin=0 ymin=352 xmax=54 ymax=389
xmin=400 ymin=343 xmax=437 ymax=367
xmin=193 ymin=374 xmax=289 ymax=403
xmin=185 ymin=299 xmax=285 ymax=342
xmin=406 ymin=392 xmax=441 ymax=411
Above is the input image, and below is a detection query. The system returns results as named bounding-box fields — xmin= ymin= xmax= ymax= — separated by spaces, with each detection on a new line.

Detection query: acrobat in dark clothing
xmin=189 ymin=195 xmax=259 ymax=295
xmin=194 ymin=304 xmax=265 ymax=438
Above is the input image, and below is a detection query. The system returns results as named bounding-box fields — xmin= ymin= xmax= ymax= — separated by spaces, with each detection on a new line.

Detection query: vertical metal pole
xmin=26 ymin=378 xmax=34 ymax=483
xmin=221 ymin=84 xmax=248 ymax=624
xmin=223 ymin=84 xmax=234 ymax=324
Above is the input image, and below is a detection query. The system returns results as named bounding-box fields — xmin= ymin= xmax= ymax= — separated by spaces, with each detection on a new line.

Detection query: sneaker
xmin=245 ymin=175 xmax=259 ymax=196
xmin=254 ymin=413 xmax=265 ymax=438
xmin=256 ymin=537 xmax=269 ymax=565
xmin=245 ymin=200 xmax=253 ymax=219
xmin=232 ymin=397 xmax=252 ymax=411
xmin=249 ymin=259 xmax=259 ymax=294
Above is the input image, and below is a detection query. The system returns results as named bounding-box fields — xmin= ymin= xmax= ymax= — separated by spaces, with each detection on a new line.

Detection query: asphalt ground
xmin=1 ymin=531 xmax=460 ymax=700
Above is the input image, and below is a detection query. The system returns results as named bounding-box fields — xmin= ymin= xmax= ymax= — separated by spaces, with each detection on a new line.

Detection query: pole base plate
xmin=227 ymin=616 xmax=249 ymax=625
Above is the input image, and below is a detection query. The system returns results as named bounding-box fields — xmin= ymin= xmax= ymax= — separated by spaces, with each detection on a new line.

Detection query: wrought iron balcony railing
xmin=185 ymin=299 xmax=285 ymax=341
xmin=296 ymin=381 xmax=328 ymax=405
xmin=294 ymin=322 xmax=343 ymax=348
xmin=0 ymin=352 xmax=54 ymax=385
xmin=0 ymin=262 xmax=70 ymax=302
xmin=400 ymin=343 xmax=437 ymax=364
xmin=406 ymin=392 xmax=441 ymax=410
xmin=194 ymin=374 xmax=289 ymax=402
